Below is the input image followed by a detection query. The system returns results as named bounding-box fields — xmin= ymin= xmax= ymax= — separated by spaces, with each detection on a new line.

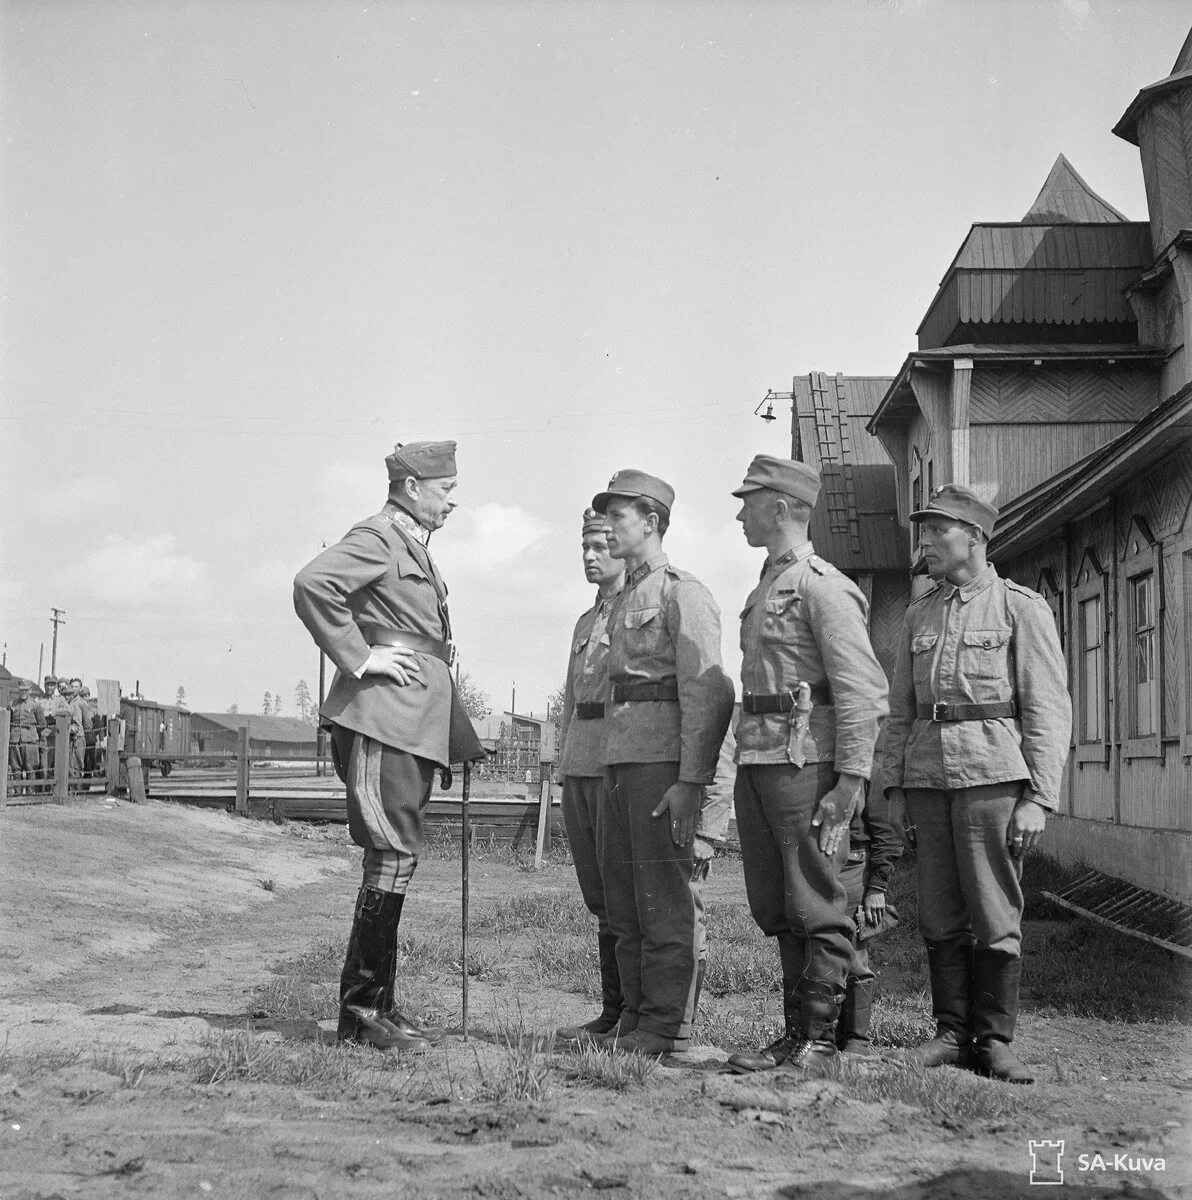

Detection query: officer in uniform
xmin=883 ymin=484 xmax=1070 ymax=1084
xmin=294 ymin=439 xmax=483 ymax=1052
xmin=555 ymin=507 xmax=626 ymax=1043
xmin=36 ymin=677 xmax=63 ymax=779
xmin=726 ymin=456 xmax=889 ymax=1074
xmin=7 ymin=680 xmax=44 ymax=794
xmin=594 ymin=469 xmax=734 ymax=1056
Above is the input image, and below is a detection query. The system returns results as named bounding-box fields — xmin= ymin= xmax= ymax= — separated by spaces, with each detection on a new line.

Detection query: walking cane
xmin=461 ymin=757 xmax=471 ymax=1041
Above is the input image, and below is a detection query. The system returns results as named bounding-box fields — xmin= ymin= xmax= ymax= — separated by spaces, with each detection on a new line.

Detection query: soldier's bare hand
xmin=1007 ymin=796 xmax=1046 ymax=858
xmin=862 ymin=889 xmax=886 ymax=926
xmin=361 ymin=645 xmax=422 ymax=686
xmin=652 ymin=781 xmax=702 ymax=847
xmin=811 ymin=773 xmax=864 ymax=856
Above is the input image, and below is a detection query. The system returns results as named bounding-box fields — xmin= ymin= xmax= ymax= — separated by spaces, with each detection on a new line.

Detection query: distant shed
xmin=191 ymin=713 xmax=318 ymax=759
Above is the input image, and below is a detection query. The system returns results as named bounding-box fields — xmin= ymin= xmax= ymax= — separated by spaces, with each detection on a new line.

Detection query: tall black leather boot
xmin=972 ymin=947 xmax=1033 ymax=1084
xmin=338 ymin=888 xmax=429 ymax=1051
xmin=902 ymin=938 xmax=973 ymax=1068
xmin=558 ymin=930 xmax=624 ymax=1041
xmin=837 ymin=977 xmax=876 ymax=1055
xmin=377 ymin=893 xmax=445 ymax=1046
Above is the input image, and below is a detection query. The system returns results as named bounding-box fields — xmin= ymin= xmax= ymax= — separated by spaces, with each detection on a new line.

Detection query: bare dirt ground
xmin=1 ymin=796 xmax=1189 ymax=1200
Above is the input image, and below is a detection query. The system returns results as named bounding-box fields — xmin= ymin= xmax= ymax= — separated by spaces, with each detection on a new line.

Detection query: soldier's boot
xmin=972 ymin=947 xmax=1034 ymax=1084
xmin=378 ymin=892 xmax=444 ymax=1045
xmin=780 ymin=979 xmax=843 ymax=1076
xmin=900 ymin=939 xmax=974 ymax=1068
xmin=837 ymin=977 xmax=876 ymax=1056
xmin=557 ymin=930 xmax=624 ymax=1042
xmin=726 ymin=973 xmax=803 ymax=1073
xmin=338 ymin=888 xmax=430 ymax=1051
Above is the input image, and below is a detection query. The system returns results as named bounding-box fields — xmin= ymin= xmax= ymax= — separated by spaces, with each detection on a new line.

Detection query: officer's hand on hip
xmin=1007 ymin=796 xmax=1047 ymax=858
xmin=652 ymin=781 xmax=702 ymax=847
xmin=361 ymin=645 xmax=423 ymax=686
xmin=811 ymin=772 xmax=864 ymax=856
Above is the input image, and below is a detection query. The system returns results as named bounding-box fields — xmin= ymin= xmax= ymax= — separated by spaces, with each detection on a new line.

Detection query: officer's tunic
xmin=733 ymin=541 xmax=888 ymax=995
xmin=881 ymin=565 xmax=1071 ymax=954
xmin=600 ymin=553 xmax=734 ymax=1041
xmin=294 ymin=504 xmax=454 ymax=891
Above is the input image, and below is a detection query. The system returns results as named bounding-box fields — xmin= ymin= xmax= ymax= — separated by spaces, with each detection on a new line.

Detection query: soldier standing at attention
xmin=726 ymin=456 xmax=888 ymax=1075
xmin=7 ymin=680 xmax=44 ymax=794
xmin=555 ymin=507 xmax=626 ymax=1043
xmin=883 ymin=485 xmax=1070 ymax=1084
xmin=294 ymin=439 xmax=482 ymax=1052
xmin=594 ymin=469 xmax=734 ymax=1056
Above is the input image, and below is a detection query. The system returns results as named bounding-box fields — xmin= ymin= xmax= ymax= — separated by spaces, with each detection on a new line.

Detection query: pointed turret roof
xmin=1114 ymin=25 xmax=1192 ymax=145
xmin=1022 ymin=154 xmax=1127 ymax=224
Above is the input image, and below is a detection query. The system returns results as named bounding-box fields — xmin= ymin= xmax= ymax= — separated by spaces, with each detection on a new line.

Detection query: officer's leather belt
xmin=574 ymin=701 xmax=606 ymax=720
xmin=917 ymin=700 xmax=1018 ymax=722
xmin=611 ymin=681 xmax=679 ymax=703
xmin=359 ymin=623 xmax=453 ymax=665
xmin=742 ymin=687 xmax=830 ymax=715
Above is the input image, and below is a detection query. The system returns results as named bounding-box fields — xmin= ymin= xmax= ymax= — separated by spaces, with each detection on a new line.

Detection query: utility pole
xmin=50 ymin=609 xmax=66 ymax=675
xmin=510 ymin=682 xmax=516 ymax=716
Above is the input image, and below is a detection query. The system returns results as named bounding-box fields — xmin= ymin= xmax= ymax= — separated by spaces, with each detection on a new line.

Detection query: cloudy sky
xmin=2 ymin=0 xmax=1186 ymax=717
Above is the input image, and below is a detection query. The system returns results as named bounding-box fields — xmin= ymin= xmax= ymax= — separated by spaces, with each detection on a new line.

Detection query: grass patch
xmin=422 ymin=825 xmax=573 ymax=870
xmin=841 ymin=1056 xmax=1039 ymax=1123
xmin=473 ymin=1012 xmax=554 ymax=1104
xmin=557 ymin=1042 xmax=658 ymax=1091
xmin=530 ymin=933 xmax=599 ymax=995
xmin=472 ymin=891 xmax=592 ymax=936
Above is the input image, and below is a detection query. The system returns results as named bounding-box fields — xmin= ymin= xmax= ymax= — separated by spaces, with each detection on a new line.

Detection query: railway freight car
xmin=120 ymin=698 xmax=191 ymax=776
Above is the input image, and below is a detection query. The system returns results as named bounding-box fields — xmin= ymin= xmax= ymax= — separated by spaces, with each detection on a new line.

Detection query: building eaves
xmin=989 ymin=382 xmax=1192 ymax=558
xmin=1113 ymin=40 xmax=1192 ymax=146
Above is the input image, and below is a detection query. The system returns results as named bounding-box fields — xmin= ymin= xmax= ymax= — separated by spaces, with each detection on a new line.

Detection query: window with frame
xmin=1121 ymin=516 xmax=1162 ymax=758
xmin=1074 ymin=548 xmax=1109 ymax=764
xmin=1036 ymin=567 xmax=1065 ymax=648
xmin=910 ymin=449 xmax=923 ymax=515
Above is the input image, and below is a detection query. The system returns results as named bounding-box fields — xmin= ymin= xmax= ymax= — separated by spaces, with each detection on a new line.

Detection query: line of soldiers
xmin=294 ymin=440 xmax=1070 ymax=1085
xmin=5 ymin=676 xmax=102 ymax=790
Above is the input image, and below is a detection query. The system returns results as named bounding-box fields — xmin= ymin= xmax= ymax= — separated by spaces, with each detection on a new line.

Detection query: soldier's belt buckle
xmin=931 ymin=702 xmax=947 ymax=722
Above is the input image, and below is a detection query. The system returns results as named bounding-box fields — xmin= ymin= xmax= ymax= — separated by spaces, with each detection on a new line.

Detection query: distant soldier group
xmin=294 ymin=438 xmax=1071 ymax=1085
xmin=5 ymin=675 xmax=103 ymax=791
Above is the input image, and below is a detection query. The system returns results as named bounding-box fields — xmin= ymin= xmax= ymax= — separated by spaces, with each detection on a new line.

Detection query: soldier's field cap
xmin=581 ymin=507 xmax=606 ymax=536
xmin=732 ymin=455 xmax=821 ymax=505
xmin=910 ymin=484 xmax=998 ymax=538
xmin=386 ymin=440 xmax=458 ymax=482
xmin=592 ymin=469 xmax=675 ymax=514
xmin=43 ymin=676 xmax=57 ymax=688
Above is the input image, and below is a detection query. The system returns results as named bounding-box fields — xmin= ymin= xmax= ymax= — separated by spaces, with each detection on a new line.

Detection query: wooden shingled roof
xmin=791 ymin=373 xmax=908 ymax=571
xmin=916 ymin=157 xmax=1150 ymax=350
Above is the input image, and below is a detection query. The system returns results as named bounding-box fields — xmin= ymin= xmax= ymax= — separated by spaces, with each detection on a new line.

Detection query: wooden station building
xmin=791 ymin=32 xmax=1192 ymax=910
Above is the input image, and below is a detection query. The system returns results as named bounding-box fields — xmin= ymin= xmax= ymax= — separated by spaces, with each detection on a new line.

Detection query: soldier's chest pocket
xmin=623 ymin=606 xmax=663 ymax=653
xmin=960 ymin=629 xmax=1011 ymax=679
xmin=910 ymin=632 xmax=938 ymax=688
xmin=761 ymin=593 xmax=802 ymax=643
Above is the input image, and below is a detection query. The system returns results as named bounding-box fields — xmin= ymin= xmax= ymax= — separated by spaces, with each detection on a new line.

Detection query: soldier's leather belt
xmin=917 ymin=700 xmax=1018 ymax=722
xmin=574 ymin=701 xmax=606 ymax=720
xmin=611 ymin=681 xmax=679 ymax=703
xmin=359 ymin=623 xmax=453 ymax=665
xmin=742 ymin=688 xmax=831 ymax=715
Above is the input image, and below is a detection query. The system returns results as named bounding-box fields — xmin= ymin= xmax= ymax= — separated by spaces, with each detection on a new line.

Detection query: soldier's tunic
xmin=66 ymin=695 xmax=88 ymax=776
xmin=559 ymin=591 xmax=618 ymax=943
xmin=881 ymin=565 xmax=1071 ymax=955
xmin=7 ymin=697 xmax=44 ymax=777
xmin=294 ymin=504 xmax=454 ymax=892
xmin=734 ymin=541 xmax=889 ymax=995
xmin=601 ymin=553 xmax=734 ymax=1042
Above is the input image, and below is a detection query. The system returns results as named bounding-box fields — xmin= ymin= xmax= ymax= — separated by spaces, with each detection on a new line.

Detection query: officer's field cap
xmin=581 ymin=507 xmax=606 ymax=537
xmin=386 ymin=440 xmax=458 ymax=482
xmin=910 ymin=484 xmax=998 ymax=538
xmin=732 ymin=455 xmax=821 ymax=505
xmin=592 ymin=469 xmax=675 ymax=515
xmin=16 ymin=679 xmax=30 ymax=691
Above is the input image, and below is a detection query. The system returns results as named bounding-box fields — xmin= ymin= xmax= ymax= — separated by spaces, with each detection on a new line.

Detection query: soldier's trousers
xmin=561 ymin=775 xmax=611 ymax=936
xmin=330 ymin=725 xmax=435 ymax=895
xmin=601 ymin=762 xmax=703 ymax=1041
xmin=734 ymin=761 xmax=854 ymax=994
